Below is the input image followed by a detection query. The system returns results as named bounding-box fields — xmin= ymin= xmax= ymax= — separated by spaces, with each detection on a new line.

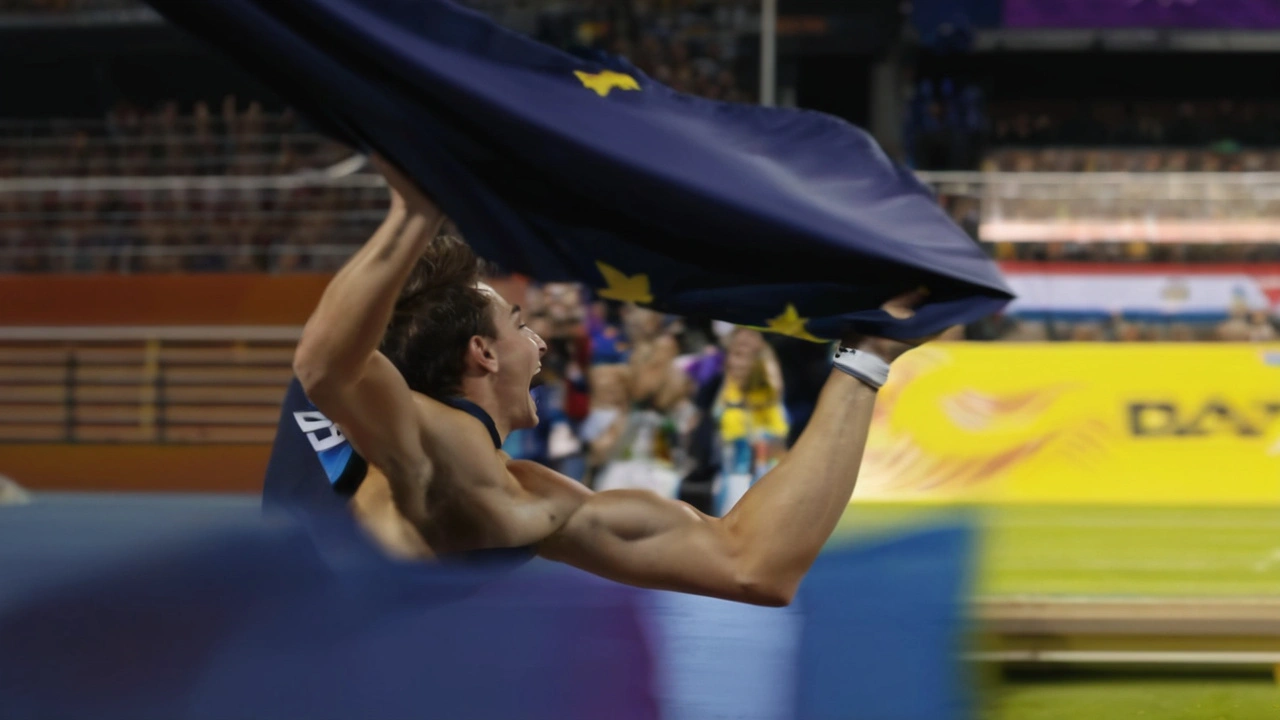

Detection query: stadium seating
xmin=0 ymin=338 xmax=293 ymax=443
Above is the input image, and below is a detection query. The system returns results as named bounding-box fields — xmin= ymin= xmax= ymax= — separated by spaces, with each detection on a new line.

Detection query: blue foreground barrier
xmin=0 ymin=494 xmax=974 ymax=720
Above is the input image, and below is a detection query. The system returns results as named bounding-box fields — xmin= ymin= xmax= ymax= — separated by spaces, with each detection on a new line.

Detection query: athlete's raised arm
xmin=538 ymin=318 xmax=930 ymax=606
xmin=292 ymin=158 xmax=445 ymax=485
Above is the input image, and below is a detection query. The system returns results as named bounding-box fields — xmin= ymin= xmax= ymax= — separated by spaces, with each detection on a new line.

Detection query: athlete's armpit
xmin=451 ymin=458 xmax=591 ymax=549
xmin=350 ymin=465 xmax=435 ymax=560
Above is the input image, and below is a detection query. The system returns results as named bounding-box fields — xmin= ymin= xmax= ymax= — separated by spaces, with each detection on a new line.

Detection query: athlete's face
xmin=478 ymin=283 xmax=547 ymax=431
xmin=724 ymin=329 xmax=763 ymax=384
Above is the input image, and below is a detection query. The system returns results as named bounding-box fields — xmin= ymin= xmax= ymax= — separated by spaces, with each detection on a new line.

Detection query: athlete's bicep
xmin=537 ymin=490 xmax=788 ymax=606
xmin=304 ymin=351 xmax=427 ymax=476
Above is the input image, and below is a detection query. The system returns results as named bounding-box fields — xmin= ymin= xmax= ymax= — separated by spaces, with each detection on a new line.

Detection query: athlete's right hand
xmin=371 ymin=154 xmax=443 ymax=222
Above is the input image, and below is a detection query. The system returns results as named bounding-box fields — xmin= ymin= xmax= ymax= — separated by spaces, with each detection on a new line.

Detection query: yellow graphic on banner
xmin=854 ymin=343 xmax=1280 ymax=505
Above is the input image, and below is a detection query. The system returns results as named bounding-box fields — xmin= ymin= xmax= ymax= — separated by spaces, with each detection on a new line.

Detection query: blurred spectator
xmin=1217 ymin=306 xmax=1252 ymax=341
xmin=688 ymin=328 xmax=788 ymax=517
xmin=1109 ymin=315 xmax=1149 ymax=343
xmin=581 ymin=362 xmax=632 ymax=478
xmin=988 ymin=99 xmax=1280 ymax=150
xmin=582 ymin=305 xmax=696 ymax=496
xmin=622 ymin=305 xmax=691 ymax=413
xmin=1247 ymin=310 xmax=1278 ymax=342
xmin=1216 ymin=306 xmax=1278 ymax=342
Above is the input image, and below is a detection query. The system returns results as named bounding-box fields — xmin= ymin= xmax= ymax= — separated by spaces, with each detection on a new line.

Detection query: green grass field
xmin=833 ymin=503 xmax=1280 ymax=597
xmin=983 ymin=674 xmax=1280 ymax=720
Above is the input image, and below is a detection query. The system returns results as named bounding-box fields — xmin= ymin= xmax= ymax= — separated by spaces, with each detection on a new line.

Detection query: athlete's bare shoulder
xmin=390 ymin=391 xmax=589 ymax=548
xmin=407 ymin=392 xmax=501 ymax=467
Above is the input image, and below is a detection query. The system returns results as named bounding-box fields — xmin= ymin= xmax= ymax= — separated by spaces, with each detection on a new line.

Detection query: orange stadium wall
xmin=0 ymin=273 xmax=529 ymax=493
xmin=1 ymin=445 xmax=272 ymax=493
xmin=0 ymin=273 xmax=530 ymax=325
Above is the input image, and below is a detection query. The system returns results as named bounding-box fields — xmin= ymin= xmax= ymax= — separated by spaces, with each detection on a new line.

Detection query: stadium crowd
xmin=987 ymin=99 xmax=1280 ymax=150
xmin=0 ymin=96 xmax=375 ymax=273
xmin=500 ymin=284 xmax=805 ymax=513
xmin=0 ymin=0 xmax=757 ymax=273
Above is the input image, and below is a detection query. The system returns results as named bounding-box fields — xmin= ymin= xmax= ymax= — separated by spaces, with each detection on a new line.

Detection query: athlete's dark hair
xmin=380 ymin=234 xmax=496 ymax=401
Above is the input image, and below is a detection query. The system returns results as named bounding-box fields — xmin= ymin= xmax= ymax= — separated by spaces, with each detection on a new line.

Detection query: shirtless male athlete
xmin=272 ymin=158 xmax=931 ymax=606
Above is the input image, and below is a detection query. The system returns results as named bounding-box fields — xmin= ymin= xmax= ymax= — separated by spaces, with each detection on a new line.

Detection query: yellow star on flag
xmin=595 ymin=261 xmax=653 ymax=304
xmin=750 ymin=304 xmax=827 ymax=343
xmin=574 ymin=70 xmax=640 ymax=98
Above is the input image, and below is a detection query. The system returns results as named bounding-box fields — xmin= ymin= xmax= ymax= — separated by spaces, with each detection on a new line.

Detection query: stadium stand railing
xmin=920 ymin=169 xmax=1280 ymax=244
xmin=0 ymin=112 xmax=351 ymax=177
xmin=0 ymin=327 xmax=298 ymax=443
xmin=7 ymin=167 xmax=1280 ymax=271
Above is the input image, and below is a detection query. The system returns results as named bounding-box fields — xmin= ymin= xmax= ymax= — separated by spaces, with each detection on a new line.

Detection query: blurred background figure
xmin=586 ymin=305 xmax=692 ymax=498
xmin=696 ymin=328 xmax=788 ymax=516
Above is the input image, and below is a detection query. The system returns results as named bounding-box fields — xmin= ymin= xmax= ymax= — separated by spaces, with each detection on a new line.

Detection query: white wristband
xmin=832 ymin=347 xmax=890 ymax=390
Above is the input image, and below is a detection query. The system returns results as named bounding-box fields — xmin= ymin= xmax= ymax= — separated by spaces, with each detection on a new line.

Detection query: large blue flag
xmin=144 ymin=0 xmax=1011 ymax=339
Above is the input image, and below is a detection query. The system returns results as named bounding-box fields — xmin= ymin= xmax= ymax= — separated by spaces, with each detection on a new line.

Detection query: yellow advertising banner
xmin=854 ymin=343 xmax=1280 ymax=505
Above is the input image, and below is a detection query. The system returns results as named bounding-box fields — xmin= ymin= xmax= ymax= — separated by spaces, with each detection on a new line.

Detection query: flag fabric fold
xmin=145 ymin=0 xmax=1012 ymax=339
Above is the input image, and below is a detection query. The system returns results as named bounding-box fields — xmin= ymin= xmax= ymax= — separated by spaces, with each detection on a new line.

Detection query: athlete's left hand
xmin=841 ymin=287 xmax=945 ymax=363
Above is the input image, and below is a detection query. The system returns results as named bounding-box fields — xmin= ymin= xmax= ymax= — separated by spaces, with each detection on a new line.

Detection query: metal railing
xmin=0 ymin=172 xmax=384 ymax=192
xmin=0 ymin=243 xmax=360 ymax=272
xmin=2 ymin=169 xmax=1280 ymax=272
xmin=0 ymin=328 xmax=301 ymax=443
xmin=920 ymin=170 xmax=1280 ymax=244
xmin=0 ymin=114 xmax=307 ymax=137
xmin=0 ymin=136 xmax=351 ymax=176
